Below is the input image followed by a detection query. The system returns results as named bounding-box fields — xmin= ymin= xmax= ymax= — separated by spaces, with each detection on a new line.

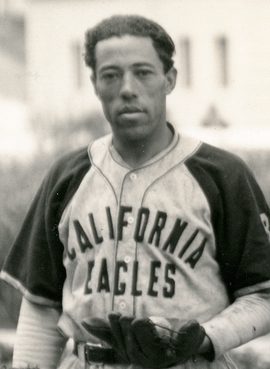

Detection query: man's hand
xmin=82 ymin=313 xmax=206 ymax=368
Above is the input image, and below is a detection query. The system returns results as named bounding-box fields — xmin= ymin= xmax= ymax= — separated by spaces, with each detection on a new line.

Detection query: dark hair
xmin=84 ymin=15 xmax=175 ymax=75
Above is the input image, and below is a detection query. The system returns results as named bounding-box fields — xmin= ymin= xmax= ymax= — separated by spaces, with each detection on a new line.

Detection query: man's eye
xmin=136 ymin=70 xmax=152 ymax=77
xmin=102 ymin=72 xmax=119 ymax=81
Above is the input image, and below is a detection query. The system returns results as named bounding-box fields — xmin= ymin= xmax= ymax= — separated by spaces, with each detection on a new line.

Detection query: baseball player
xmin=1 ymin=15 xmax=270 ymax=369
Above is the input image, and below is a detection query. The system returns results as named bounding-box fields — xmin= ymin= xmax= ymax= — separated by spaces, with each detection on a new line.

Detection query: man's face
xmin=92 ymin=35 xmax=176 ymax=142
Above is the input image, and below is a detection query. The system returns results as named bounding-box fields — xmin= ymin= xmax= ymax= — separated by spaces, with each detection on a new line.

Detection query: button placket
xmin=127 ymin=216 xmax=134 ymax=224
xmin=113 ymin=172 xmax=140 ymax=315
xmin=130 ymin=173 xmax=137 ymax=181
xmin=119 ymin=301 xmax=126 ymax=310
xmin=124 ymin=255 xmax=131 ymax=263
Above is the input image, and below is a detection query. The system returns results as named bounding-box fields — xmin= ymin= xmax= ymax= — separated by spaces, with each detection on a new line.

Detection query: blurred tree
xmin=0 ymin=110 xmax=109 ymax=328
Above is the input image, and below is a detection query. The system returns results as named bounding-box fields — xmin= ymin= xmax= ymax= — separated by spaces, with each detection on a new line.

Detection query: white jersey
xmin=58 ymin=132 xmax=230 ymax=341
xmin=2 ymin=125 xmax=270 ymax=368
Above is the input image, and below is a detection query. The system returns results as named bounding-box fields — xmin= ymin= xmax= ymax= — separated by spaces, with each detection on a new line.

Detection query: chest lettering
xmin=65 ymin=205 xmax=207 ymax=268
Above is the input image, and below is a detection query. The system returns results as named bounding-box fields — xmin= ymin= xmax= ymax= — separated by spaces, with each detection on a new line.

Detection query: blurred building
xmin=1 ymin=0 xmax=270 ymax=147
xmin=0 ymin=4 xmax=25 ymax=101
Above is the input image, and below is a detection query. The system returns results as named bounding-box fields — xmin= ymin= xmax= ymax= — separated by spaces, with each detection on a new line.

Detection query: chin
xmin=113 ymin=119 xmax=149 ymax=137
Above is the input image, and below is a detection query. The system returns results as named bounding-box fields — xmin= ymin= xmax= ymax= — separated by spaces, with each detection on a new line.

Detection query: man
xmin=1 ymin=14 xmax=270 ymax=369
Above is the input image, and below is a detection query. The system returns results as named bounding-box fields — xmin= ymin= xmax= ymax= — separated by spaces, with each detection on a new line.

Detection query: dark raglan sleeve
xmin=0 ymin=147 xmax=91 ymax=308
xmin=186 ymin=142 xmax=270 ymax=299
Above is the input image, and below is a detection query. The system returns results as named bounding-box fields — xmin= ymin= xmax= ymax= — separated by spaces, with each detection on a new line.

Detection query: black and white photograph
xmin=0 ymin=1 xmax=270 ymax=368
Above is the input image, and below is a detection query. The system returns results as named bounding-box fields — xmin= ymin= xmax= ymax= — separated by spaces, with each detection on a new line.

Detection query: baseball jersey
xmin=2 ymin=125 xmax=270 ymax=367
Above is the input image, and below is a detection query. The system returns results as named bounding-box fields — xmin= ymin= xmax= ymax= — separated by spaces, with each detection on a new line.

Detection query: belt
xmin=75 ymin=342 xmax=117 ymax=365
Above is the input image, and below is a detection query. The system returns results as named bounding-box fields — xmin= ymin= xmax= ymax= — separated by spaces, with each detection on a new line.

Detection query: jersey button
xmin=119 ymin=301 xmax=126 ymax=310
xmin=127 ymin=216 xmax=134 ymax=224
xmin=130 ymin=173 xmax=137 ymax=181
xmin=124 ymin=256 xmax=131 ymax=263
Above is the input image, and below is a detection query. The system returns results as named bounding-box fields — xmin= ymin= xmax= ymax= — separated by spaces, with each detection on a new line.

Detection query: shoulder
xmin=186 ymin=141 xmax=247 ymax=171
xmin=185 ymin=141 xmax=254 ymax=186
xmin=43 ymin=145 xmax=91 ymax=193
xmin=183 ymin=140 xmax=266 ymax=212
xmin=39 ymin=146 xmax=91 ymax=216
xmin=49 ymin=146 xmax=90 ymax=180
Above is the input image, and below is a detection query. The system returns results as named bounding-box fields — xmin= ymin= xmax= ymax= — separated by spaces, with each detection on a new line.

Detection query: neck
xmin=113 ymin=124 xmax=173 ymax=168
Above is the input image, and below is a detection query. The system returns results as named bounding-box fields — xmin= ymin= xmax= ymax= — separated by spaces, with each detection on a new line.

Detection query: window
xmin=215 ymin=36 xmax=229 ymax=86
xmin=179 ymin=37 xmax=192 ymax=87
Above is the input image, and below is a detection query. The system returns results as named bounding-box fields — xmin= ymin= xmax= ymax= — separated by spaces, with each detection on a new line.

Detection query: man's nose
xmin=119 ymin=73 xmax=138 ymax=99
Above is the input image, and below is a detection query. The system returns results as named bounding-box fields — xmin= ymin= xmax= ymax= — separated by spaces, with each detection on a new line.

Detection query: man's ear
xmin=90 ymin=74 xmax=99 ymax=97
xmin=165 ymin=67 xmax=177 ymax=95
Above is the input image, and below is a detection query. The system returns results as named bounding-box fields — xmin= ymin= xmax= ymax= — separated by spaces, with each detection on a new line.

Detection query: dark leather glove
xmin=82 ymin=313 xmax=205 ymax=368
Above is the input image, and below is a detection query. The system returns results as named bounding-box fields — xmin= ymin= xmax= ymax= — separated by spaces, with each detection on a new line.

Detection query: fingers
xmin=178 ymin=320 xmax=202 ymax=341
xmin=108 ymin=313 xmax=150 ymax=365
xmin=82 ymin=314 xmax=205 ymax=368
xmin=108 ymin=312 xmax=130 ymax=361
xmin=82 ymin=317 xmax=113 ymax=343
xmin=120 ymin=316 xmax=151 ymax=367
xmin=132 ymin=318 xmax=175 ymax=367
xmin=174 ymin=320 xmax=206 ymax=356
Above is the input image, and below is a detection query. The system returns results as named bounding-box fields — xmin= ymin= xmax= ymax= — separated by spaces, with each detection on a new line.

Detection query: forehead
xmin=94 ymin=35 xmax=163 ymax=71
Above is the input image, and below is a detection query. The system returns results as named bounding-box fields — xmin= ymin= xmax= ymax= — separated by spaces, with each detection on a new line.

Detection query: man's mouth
xmin=118 ymin=106 xmax=143 ymax=115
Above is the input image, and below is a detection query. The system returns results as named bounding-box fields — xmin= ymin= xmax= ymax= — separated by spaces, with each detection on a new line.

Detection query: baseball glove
xmin=82 ymin=313 xmax=206 ymax=368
